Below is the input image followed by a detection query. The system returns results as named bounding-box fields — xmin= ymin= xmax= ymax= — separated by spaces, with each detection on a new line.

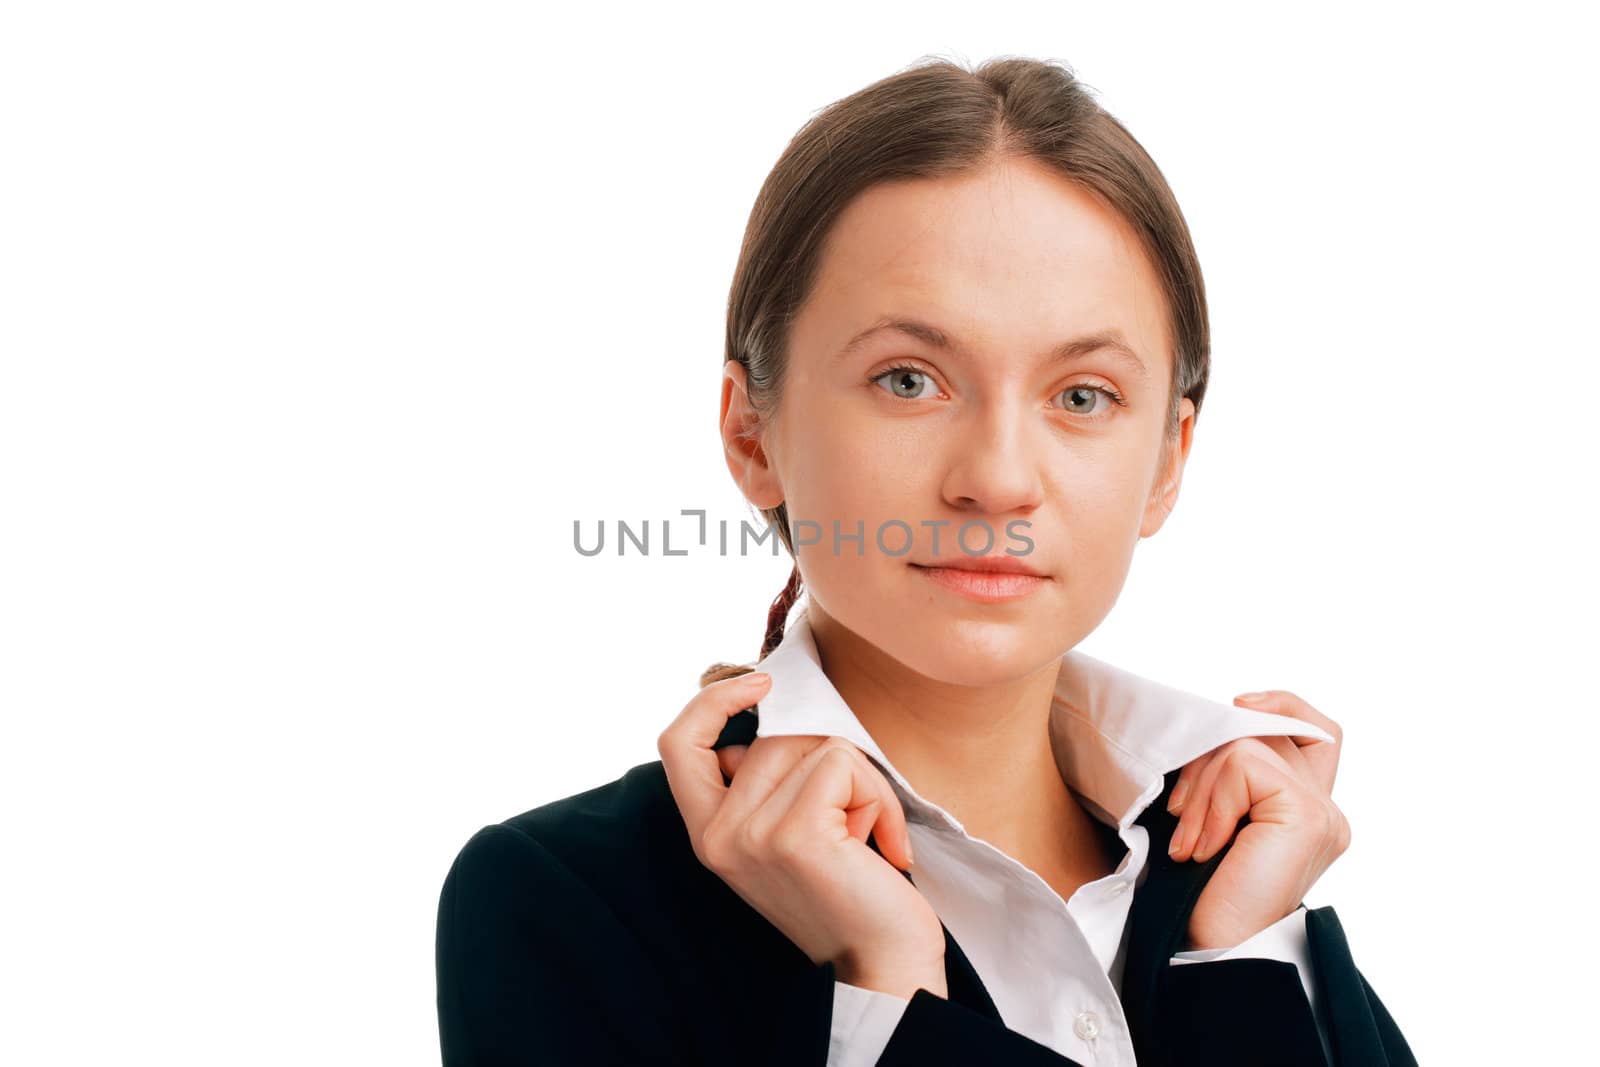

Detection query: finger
xmin=1167 ymin=752 xmax=1212 ymax=816
xmin=717 ymin=732 xmax=832 ymax=825
xmin=1170 ymin=738 xmax=1295 ymax=861
xmin=1169 ymin=756 xmax=1218 ymax=861
xmin=795 ymin=745 xmax=915 ymax=871
xmin=1233 ymin=690 xmax=1341 ymax=793
xmin=717 ymin=744 xmax=750 ymax=782
xmin=1169 ymin=736 xmax=1310 ymax=820
xmin=1171 ymin=745 xmax=1239 ymax=861
xmin=1250 ymin=734 xmax=1313 ymax=783
xmin=657 ymin=671 xmax=771 ymax=841
xmin=755 ymin=739 xmax=914 ymax=871
xmin=748 ymin=739 xmax=870 ymax=839
xmin=1190 ymin=748 xmax=1295 ymax=863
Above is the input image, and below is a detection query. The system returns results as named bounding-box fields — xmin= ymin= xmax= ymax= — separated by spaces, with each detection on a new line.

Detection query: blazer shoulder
xmin=436 ymin=764 xmax=700 ymax=1064
xmin=505 ymin=758 xmax=682 ymax=856
xmin=446 ymin=759 xmax=703 ymax=909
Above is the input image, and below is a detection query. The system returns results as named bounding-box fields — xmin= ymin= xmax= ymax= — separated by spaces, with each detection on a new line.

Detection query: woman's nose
xmin=937 ymin=411 xmax=1045 ymax=517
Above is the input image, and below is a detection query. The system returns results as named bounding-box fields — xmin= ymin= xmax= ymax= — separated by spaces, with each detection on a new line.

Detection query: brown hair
xmin=699 ymin=53 xmax=1210 ymax=690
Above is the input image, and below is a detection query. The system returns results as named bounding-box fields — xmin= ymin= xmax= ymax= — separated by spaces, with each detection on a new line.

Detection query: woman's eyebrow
xmin=832 ymin=315 xmax=1150 ymax=381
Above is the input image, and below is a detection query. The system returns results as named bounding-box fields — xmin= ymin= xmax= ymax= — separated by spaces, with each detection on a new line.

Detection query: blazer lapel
xmin=933 ymin=902 xmax=1004 ymax=1023
xmin=1120 ymin=767 xmax=1234 ymax=1062
xmin=873 ymin=834 xmax=1005 ymax=1024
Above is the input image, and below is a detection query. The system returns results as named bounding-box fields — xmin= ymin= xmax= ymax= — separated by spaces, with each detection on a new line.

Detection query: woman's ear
xmin=1140 ymin=396 xmax=1196 ymax=539
xmin=721 ymin=359 xmax=785 ymax=509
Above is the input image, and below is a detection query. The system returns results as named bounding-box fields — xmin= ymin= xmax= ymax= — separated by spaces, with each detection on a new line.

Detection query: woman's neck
xmin=806 ymin=604 xmax=1118 ymax=885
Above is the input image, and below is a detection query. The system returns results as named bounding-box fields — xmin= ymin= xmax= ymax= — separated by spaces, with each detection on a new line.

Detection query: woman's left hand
xmin=1165 ymin=690 xmax=1351 ymax=950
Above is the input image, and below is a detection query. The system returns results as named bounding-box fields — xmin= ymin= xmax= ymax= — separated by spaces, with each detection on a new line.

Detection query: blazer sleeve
xmin=1154 ymin=904 xmax=1418 ymax=1066
xmin=435 ymin=823 xmax=688 ymax=1066
xmin=1169 ymin=904 xmax=1333 ymax=1061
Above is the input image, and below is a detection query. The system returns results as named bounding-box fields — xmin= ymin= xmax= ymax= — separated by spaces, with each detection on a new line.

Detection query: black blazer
xmin=436 ymin=755 xmax=1416 ymax=1065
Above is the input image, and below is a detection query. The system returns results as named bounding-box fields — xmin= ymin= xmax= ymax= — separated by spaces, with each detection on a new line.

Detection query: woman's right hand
xmin=658 ymin=670 xmax=948 ymax=1000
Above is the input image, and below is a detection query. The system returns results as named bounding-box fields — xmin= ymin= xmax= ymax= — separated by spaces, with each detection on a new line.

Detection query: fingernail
xmin=1168 ymin=780 xmax=1189 ymax=813
xmin=1235 ymin=691 xmax=1269 ymax=703
xmin=1168 ymin=830 xmax=1182 ymax=856
xmin=1193 ymin=831 xmax=1211 ymax=861
xmin=747 ymin=672 xmax=771 ymax=684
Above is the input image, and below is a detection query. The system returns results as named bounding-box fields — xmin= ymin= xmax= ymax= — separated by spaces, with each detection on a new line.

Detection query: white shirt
xmin=747 ymin=604 xmax=1337 ymax=1067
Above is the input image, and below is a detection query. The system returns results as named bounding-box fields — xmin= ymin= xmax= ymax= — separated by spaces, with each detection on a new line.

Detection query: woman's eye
xmin=1056 ymin=384 xmax=1125 ymax=417
xmin=869 ymin=369 xmax=1124 ymax=414
xmin=871 ymin=365 xmax=938 ymax=400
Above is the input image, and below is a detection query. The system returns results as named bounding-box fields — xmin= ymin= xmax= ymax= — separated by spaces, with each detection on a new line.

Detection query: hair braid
xmin=697 ymin=562 xmax=805 ymax=689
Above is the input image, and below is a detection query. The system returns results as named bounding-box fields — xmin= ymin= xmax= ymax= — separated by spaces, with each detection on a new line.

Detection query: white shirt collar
xmin=748 ymin=603 xmax=1336 ymax=834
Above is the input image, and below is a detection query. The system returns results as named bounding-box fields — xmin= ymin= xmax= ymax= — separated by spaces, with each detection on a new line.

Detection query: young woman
xmin=436 ymin=56 xmax=1416 ymax=1066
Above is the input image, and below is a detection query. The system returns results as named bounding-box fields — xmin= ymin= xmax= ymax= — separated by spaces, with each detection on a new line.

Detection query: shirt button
xmin=1073 ymin=1010 xmax=1102 ymax=1040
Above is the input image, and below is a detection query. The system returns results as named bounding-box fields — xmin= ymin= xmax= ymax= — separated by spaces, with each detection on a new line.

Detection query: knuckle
xmin=1238 ymin=736 xmax=1273 ymax=758
xmin=815 ymin=740 xmax=861 ymax=773
xmin=1213 ymin=743 xmax=1246 ymax=774
xmin=768 ymin=823 xmax=807 ymax=864
xmin=731 ymin=818 xmax=766 ymax=864
xmin=1219 ymin=737 xmax=1259 ymax=763
xmin=1318 ymin=800 xmax=1341 ymax=840
xmin=1203 ymin=796 xmax=1241 ymax=831
xmin=818 ymin=736 xmax=857 ymax=758
xmin=1318 ymin=710 xmax=1343 ymax=740
xmin=698 ymin=827 xmax=733 ymax=873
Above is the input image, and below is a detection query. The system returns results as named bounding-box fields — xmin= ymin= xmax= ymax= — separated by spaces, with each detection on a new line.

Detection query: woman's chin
xmin=880 ymin=614 xmax=1073 ymax=687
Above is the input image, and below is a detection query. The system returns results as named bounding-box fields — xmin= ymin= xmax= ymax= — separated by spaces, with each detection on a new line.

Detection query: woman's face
xmin=723 ymin=154 xmax=1196 ymax=686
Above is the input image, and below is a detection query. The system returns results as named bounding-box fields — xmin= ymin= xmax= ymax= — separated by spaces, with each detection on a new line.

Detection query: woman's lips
xmin=911 ymin=563 xmax=1051 ymax=603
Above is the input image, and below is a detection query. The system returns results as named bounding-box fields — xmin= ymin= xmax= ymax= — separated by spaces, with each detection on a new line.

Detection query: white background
xmin=3 ymin=2 xmax=1594 ymax=1063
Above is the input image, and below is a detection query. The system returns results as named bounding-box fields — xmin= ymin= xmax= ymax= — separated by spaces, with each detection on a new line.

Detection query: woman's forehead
xmin=796 ymin=165 xmax=1172 ymax=382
